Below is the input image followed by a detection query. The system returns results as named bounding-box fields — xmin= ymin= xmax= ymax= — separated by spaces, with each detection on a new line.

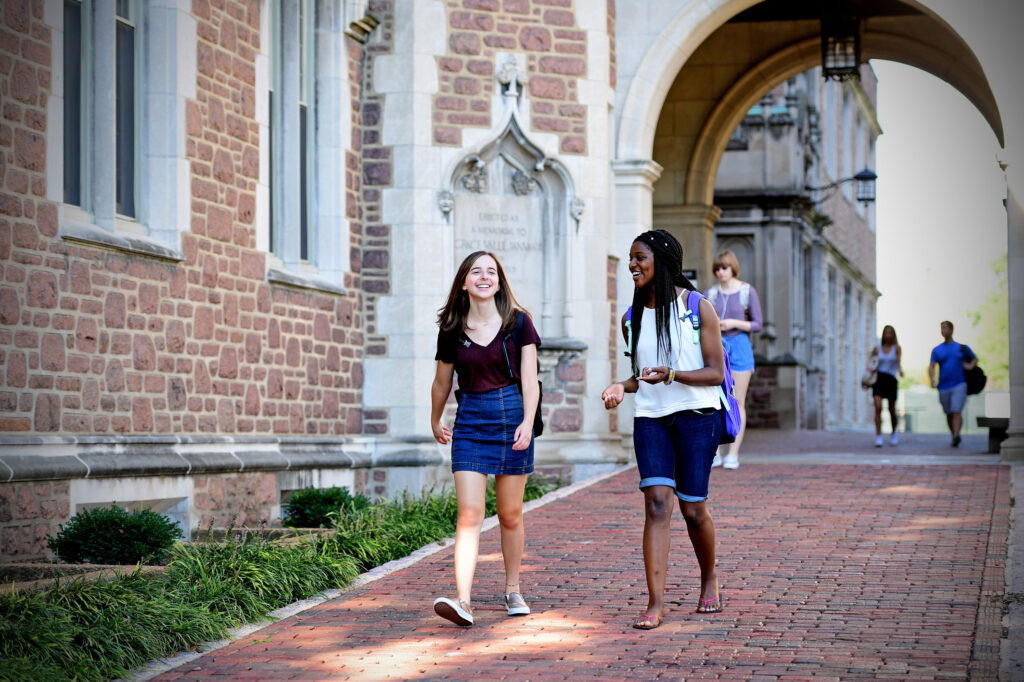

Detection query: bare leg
xmin=727 ymin=370 xmax=753 ymax=458
xmin=453 ymin=471 xmax=487 ymax=605
xmin=680 ymin=500 xmax=718 ymax=610
xmin=950 ymin=412 xmax=963 ymax=438
xmin=874 ymin=395 xmax=884 ymax=436
xmin=640 ymin=486 xmax=675 ymax=620
xmin=887 ymin=398 xmax=898 ymax=434
xmin=495 ymin=474 xmax=528 ymax=593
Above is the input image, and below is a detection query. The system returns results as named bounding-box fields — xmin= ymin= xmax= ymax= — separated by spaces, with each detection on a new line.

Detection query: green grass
xmin=0 ymin=477 xmax=560 ymax=681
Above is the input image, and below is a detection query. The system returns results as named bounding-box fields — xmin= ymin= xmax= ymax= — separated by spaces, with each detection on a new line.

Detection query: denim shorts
xmin=722 ymin=333 xmax=755 ymax=372
xmin=451 ymin=384 xmax=534 ymax=476
xmin=632 ymin=409 xmax=722 ymax=502
xmin=938 ymin=382 xmax=967 ymax=414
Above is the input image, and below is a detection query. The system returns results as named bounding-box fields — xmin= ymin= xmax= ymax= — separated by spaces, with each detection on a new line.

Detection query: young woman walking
xmin=870 ymin=324 xmax=904 ymax=447
xmin=430 ymin=251 xmax=540 ymax=627
xmin=601 ymin=229 xmax=726 ymax=629
xmin=706 ymin=250 xmax=762 ymax=469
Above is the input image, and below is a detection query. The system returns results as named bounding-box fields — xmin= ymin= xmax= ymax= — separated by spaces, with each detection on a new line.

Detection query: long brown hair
xmin=881 ymin=324 xmax=898 ymax=346
xmin=437 ymin=251 xmax=527 ymax=334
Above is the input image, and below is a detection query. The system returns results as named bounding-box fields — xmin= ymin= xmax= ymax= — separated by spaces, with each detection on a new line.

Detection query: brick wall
xmin=0 ymin=1 xmax=366 ymax=439
xmin=358 ymin=1 xmax=394 ymax=435
xmin=434 ymin=0 xmax=588 ymax=155
xmin=0 ymin=480 xmax=69 ymax=559
xmin=194 ymin=472 xmax=277 ymax=529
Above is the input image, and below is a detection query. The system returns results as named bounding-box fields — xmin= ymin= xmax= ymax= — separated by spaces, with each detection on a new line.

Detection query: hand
xmin=638 ymin=366 xmax=669 ymax=384
xmin=719 ymin=318 xmax=737 ymax=331
xmin=512 ymin=421 xmax=532 ymax=450
xmin=601 ymin=383 xmax=624 ymax=409
xmin=432 ymin=419 xmax=452 ymax=445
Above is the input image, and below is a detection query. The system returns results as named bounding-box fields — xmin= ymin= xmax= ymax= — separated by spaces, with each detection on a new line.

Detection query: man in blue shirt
xmin=928 ymin=320 xmax=977 ymax=447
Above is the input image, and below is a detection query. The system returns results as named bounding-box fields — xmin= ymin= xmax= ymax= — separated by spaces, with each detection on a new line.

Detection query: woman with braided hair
xmin=601 ymin=229 xmax=726 ymax=628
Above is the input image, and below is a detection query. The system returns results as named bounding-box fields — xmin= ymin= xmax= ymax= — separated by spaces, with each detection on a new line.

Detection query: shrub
xmin=47 ymin=505 xmax=183 ymax=565
xmin=283 ymin=486 xmax=370 ymax=528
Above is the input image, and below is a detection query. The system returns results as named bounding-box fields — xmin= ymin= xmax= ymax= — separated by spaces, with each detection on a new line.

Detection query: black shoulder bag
xmin=962 ymin=344 xmax=986 ymax=395
xmin=502 ymin=312 xmax=544 ymax=437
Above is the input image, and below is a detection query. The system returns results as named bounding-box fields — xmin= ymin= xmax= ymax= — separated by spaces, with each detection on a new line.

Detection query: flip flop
xmin=696 ymin=594 xmax=722 ymax=613
xmin=631 ymin=611 xmax=662 ymax=629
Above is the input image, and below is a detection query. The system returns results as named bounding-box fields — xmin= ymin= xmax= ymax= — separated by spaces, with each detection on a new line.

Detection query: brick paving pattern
xmin=153 ymin=458 xmax=1008 ymax=680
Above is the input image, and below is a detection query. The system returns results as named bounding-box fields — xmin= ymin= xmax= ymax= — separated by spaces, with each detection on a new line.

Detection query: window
xmin=265 ymin=0 xmax=350 ymax=288
xmin=55 ymin=0 xmax=190 ymax=257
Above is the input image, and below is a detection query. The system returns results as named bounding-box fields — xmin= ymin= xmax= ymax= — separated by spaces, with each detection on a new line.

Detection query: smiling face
xmin=628 ymin=240 xmax=655 ymax=289
xmin=462 ymin=254 xmax=500 ymax=301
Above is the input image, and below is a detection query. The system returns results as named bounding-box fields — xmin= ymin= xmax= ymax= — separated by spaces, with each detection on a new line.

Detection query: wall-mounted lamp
xmin=805 ymin=168 xmax=878 ymax=205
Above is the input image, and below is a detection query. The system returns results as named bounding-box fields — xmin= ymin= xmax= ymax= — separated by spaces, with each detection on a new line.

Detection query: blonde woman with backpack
xmin=706 ymin=250 xmax=762 ymax=470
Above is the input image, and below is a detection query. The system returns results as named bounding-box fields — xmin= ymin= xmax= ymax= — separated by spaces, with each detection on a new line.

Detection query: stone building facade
xmin=2 ymin=0 xmax=1020 ymax=561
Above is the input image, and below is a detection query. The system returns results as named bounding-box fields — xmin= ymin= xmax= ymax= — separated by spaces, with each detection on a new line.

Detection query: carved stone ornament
xmin=496 ymin=56 xmax=523 ymax=97
xmin=512 ymin=170 xmax=537 ymax=196
xmin=570 ymin=197 xmax=584 ymax=221
xmin=460 ymin=165 xmax=487 ymax=193
xmin=438 ymin=190 xmax=454 ymax=215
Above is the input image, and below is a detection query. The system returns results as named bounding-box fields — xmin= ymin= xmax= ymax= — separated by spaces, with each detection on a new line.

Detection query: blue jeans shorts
xmin=722 ymin=333 xmax=755 ymax=372
xmin=632 ymin=408 xmax=722 ymax=502
xmin=938 ymin=382 xmax=967 ymax=414
xmin=451 ymin=384 xmax=534 ymax=476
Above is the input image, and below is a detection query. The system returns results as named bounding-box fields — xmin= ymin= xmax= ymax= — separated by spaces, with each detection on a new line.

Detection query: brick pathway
xmin=153 ymin=458 xmax=1009 ymax=681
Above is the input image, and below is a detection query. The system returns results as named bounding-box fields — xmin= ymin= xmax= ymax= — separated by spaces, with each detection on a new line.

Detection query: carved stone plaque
xmin=453 ymin=192 xmax=544 ymax=317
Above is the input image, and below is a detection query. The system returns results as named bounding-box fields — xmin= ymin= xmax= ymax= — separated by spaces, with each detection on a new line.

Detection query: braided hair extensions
xmin=628 ymin=229 xmax=699 ymax=376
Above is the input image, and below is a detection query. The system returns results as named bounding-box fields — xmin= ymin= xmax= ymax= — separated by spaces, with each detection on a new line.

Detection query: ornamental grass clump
xmin=47 ymin=505 xmax=184 ymax=565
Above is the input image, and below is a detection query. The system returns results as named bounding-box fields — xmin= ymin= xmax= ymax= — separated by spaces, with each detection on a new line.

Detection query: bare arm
xmin=928 ymin=361 xmax=937 ymax=388
xmin=896 ymin=345 xmax=904 ymax=377
xmin=602 ymin=311 xmax=640 ymax=409
xmin=430 ymin=361 xmax=455 ymax=444
xmin=513 ymin=344 xmax=539 ymax=450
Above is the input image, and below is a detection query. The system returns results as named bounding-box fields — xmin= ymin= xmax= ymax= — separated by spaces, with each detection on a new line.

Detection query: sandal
xmin=696 ymin=594 xmax=722 ymax=613
xmin=631 ymin=611 xmax=662 ymax=630
xmin=433 ymin=597 xmax=474 ymax=626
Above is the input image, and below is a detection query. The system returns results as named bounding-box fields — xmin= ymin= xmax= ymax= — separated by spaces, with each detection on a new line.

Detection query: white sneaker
xmin=874 ymin=435 xmax=883 ymax=448
xmin=434 ymin=597 xmax=473 ymax=626
xmin=723 ymin=453 xmax=739 ymax=469
xmin=889 ymin=433 xmax=899 ymax=446
xmin=711 ymin=454 xmax=723 ymax=468
xmin=504 ymin=592 xmax=530 ymax=616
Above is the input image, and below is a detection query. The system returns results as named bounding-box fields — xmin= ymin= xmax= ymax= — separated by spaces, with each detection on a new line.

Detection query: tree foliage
xmin=968 ymin=253 xmax=1009 ymax=388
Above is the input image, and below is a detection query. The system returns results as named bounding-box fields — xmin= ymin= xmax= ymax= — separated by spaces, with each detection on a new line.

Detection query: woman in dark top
xmin=430 ymin=250 xmax=540 ymax=627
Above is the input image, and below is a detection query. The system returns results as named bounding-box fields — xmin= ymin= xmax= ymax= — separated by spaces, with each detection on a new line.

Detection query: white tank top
xmin=633 ymin=292 xmax=720 ymax=418
xmin=877 ymin=343 xmax=900 ymax=376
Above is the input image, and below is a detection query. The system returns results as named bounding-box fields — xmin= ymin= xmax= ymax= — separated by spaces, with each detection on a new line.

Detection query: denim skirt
xmin=451 ymin=384 xmax=534 ymax=476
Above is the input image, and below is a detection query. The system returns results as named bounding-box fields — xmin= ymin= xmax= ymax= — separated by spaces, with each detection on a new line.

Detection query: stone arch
xmin=616 ymin=0 xmax=1005 ymax=167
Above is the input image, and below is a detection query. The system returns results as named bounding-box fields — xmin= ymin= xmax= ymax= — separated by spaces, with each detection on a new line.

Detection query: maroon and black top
xmin=435 ymin=313 xmax=541 ymax=394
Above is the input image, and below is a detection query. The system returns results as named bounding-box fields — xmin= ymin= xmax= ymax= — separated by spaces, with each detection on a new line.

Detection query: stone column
xmin=652 ymin=204 xmax=722 ymax=290
xmin=1001 ymin=178 xmax=1024 ymax=460
xmin=612 ymin=159 xmax=662 ymax=295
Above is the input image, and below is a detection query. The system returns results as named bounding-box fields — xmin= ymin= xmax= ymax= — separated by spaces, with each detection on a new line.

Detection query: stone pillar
xmin=1001 ymin=179 xmax=1024 ymax=460
xmin=652 ymin=204 xmax=722 ymax=289
xmin=612 ymin=159 xmax=662 ymax=293
xmin=806 ymin=234 xmax=826 ymax=429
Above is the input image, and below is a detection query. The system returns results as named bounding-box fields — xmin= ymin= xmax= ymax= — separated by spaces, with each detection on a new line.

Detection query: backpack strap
xmin=683 ymin=290 xmax=702 ymax=344
xmin=501 ymin=312 xmax=526 ymax=381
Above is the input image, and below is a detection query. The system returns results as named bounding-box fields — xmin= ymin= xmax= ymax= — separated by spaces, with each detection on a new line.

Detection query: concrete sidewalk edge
xmin=122 ymin=464 xmax=631 ymax=682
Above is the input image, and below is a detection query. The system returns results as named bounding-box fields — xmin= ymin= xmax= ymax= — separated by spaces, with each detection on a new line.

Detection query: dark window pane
xmin=299 ymin=102 xmax=308 ymax=261
xmin=63 ymin=0 xmax=81 ymax=206
xmin=115 ymin=19 xmax=135 ymax=217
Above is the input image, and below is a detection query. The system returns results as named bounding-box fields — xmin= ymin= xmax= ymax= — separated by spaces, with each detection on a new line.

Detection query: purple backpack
xmin=625 ymin=291 xmax=741 ymax=443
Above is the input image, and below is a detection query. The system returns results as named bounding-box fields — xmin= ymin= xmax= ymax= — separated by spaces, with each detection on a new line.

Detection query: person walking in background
xmin=430 ymin=251 xmax=540 ymax=626
xmin=870 ymin=325 xmax=904 ymax=447
xmin=601 ymin=229 xmax=726 ymax=629
xmin=928 ymin=320 xmax=977 ymax=448
xmin=705 ymin=250 xmax=762 ymax=469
